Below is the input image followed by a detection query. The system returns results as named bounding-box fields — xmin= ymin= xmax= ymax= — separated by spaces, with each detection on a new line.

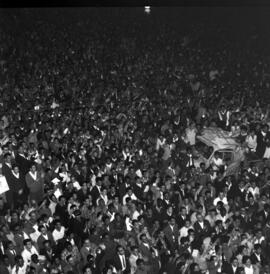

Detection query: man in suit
xmin=193 ymin=213 xmax=211 ymax=241
xmin=222 ymin=257 xmax=240 ymax=274
xmin=37 ymin=225 xmax=55 ymax=252
xmin=55 ymin=196 xmax=69 ymax=227
xmin=112 ymin=245 xmax=130 ymax=274
xmin=109 ymin=168 xmax=120 ymax=186
xmin=15 ymin=145 xmax=32 ymax=177
xmin=9 ymin=165 xmax=27 ymax=208
xmin=256 ymin=124 xmax=269 ymax=158
xmin=90 ymin=176 xmax=102 ymax=206
xmin=138 ymin=234 xmax=152 ymax=263
xmin=80 ymin=238 xmax=94 ymax=267
xmin=163 ymin=217 xmax=179 ymax=254
xmin=257 ymin=204 xmax=270 ymax=225
xmin=250 ymin=244 xmax=266 ymax=267
xmin=176 ymin=206 xmax=189 ymax=228
xmin=5 ymin=241 xmax=17 ymax=267
xmin=0 ymin=255 xmax=11 ymax=274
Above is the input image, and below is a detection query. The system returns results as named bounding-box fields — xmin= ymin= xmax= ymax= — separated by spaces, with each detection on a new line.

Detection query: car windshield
xmin=195 ymin=140 xmax=213 ymax=160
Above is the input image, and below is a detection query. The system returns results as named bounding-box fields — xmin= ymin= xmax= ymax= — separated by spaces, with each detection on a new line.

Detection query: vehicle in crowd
xmin=193 ymin=127 xmax=245 ymax=176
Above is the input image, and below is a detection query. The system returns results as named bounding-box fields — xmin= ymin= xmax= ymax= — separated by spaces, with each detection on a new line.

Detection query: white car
xmin=194 ymin=127 xmax=245 ymax=176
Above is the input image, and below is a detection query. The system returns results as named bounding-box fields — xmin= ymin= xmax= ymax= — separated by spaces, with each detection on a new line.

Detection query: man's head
xmin=180 ymin=207 xmax=187 ymax=216
xmin=131 ymin=246 xmax=139 ymax=256
xmin=169 ymin=217 xmax=176 ymax=226
xmin=184 ymin=219 xmax=191 ymax=228
xmin=23 ymin=239 xmax=32 ymax=251
xmin=7 ymin=240 xmax=14 ymax=250
xmin=196 ymin=213 xmax=203 ymax=223
xmin=254 ymin=243 xmax=262 ymax=254
xmin=15 ymin=255 xmax=24 ymax=267
xmin=230 ymin=256 xmax=238 ymax=268
xmin=31 ymin=254 xmax=39 ymax=264
xmin=4 ymin=153 xmax=12 ymax=164
xmin=55 ymin=220 xmax=62 ymax=230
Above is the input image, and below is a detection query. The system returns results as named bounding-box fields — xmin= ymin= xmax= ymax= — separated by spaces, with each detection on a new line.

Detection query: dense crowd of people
xmin=1 ymin=7 xmax=270 ymax=274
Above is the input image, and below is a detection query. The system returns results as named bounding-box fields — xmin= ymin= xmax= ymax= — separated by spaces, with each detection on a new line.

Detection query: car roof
xmin=197 ymin=127 xmax=240 ymax=150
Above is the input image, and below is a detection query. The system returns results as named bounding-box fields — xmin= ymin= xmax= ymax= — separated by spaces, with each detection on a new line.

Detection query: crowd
xmin=0 ymin=7 xmax=270 ymax=274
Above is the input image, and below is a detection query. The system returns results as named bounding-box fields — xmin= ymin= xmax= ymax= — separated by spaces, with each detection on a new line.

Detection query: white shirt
xmin=0 ymin=242 xmax=5 ymax=254
xmin=198 ymin=221 xmax=204 ymax=229
xmin=244 ymin=265 xmax=254 ymax=274
xmin=97 ymin=194 xmax=108 ymax=205
xmin=263 ymin=147 xmax=270 ymax=159
xmin=232 ymin=265 xmax=237 ymax=273
xmin=59 ymin=172 xmax=71 ymax=183
xmin=211 ymin=157 xmax=223 ymax=170
xmin=21 ymin=246 xmax=39 ymax=265
xmin=179 ymin=225 xmax=193 ymax=240
xmin=73 ymin=180 xmax=81 ymax=190
xmin=185 ymin=128 xmax=197 ymax=146
xmin=247 ymin=187 xmax=260 ymax=198
xmin=11 ymin=264 xmax=27 ymax=274
xmin=129 ymin=254 xmax=139 ymax=274
xmin=29 ymin=171 xmax=37 ymax=181
xmin=30 ymin=224 xmax=40 ymax=243
xmin=120 ymin=254 xmax=126 ymax=271
xmin=52 ymin=226 xmax=65 ymax=242
xmin=246 ymin=135 xmax=257 ymax=151
xmin=213 ymin=196 xmax=228 ymax=206
xmin=253 ymin=236 xmax=265 ymax=244
xmin=156 ymin=138 xmax=166 ymax=151
xmin=131 ymin=210 xmax=140 ymax=220
xmin=122 ymin=193 xmax=137 ymax=205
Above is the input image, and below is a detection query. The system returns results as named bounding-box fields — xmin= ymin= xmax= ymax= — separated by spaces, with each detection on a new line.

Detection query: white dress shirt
xmin=52 ymin=226 xmax=65 ymax=242
xmin=21 ymin=246 xmax=39 ymax=265
xmin=11 ymin=264 xmax=27 ymax=274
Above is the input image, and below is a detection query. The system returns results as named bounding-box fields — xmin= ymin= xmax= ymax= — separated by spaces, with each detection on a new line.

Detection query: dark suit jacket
xmin=222 ymin=262 xmax=240 ymax=274
xmin=257 ymin=210 xmax=269 ymax=224
xmin=15 ymin=153 xmax=33 ymax=176
xmin=163 ymin=224 xmax=179 ymax=252
xmin=256 ymin=131 xmax=270 ymax=158
xmin=193 ymin=220 xmax=211 ymax=238
xmin=112 ymin=253 xmax=130 ymax=274
xmin=133 ymin=184 xmax=144 ymax=201
xmin=7 ymin=171 xmax=25 ymax=194
xmin=37 ymin=232 xmax=55 ymax=251
xmin=0 ymin=263 xmax=10 ymax=274
xmin=176 ymin=214 xmax=189 ymax=228
xmin=90 ymin=185 xmax=101 ymax=206
xmin=5 ymin=249 xmax=17 ymax=267
xmin=250 ymin=252 xmax=266 ymax=266
xmin=139 ymin=243 xmax=152 ymax=261
xmin=118 ymin=183 xmax=130 ymax=201
xmin=2 ymin=163 xmax=13 ymax=204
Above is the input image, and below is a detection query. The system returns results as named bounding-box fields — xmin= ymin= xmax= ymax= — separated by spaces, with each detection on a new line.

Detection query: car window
xmin=195 ymin=140 xmax=213 ymax=159
xmin=220 ymin=151 xmax=233 ymax=164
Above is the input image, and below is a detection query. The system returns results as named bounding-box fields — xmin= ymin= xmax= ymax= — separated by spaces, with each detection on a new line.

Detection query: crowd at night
xmin=0 ymin=7 xmax=270 ymax=274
